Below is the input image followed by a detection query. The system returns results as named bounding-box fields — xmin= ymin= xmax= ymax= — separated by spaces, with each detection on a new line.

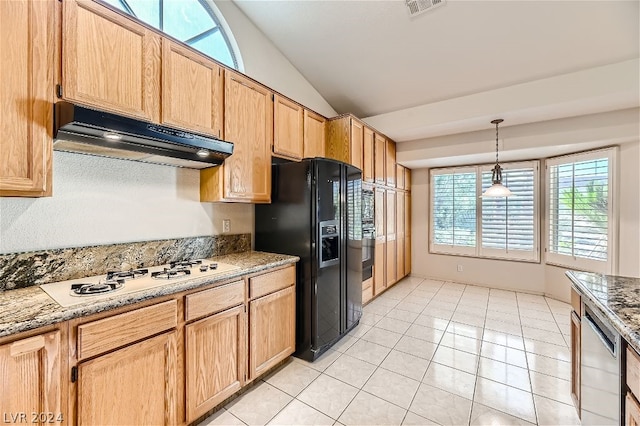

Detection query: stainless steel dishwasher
xmin=581 ymin=301 xmax=623 ymax=425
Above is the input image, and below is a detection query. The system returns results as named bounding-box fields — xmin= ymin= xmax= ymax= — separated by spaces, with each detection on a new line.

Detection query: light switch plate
xmin=222 ymin=219 xmax=230 ymax=233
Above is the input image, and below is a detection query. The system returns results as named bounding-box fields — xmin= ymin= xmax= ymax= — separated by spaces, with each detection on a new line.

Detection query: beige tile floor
xmin=199 ymin=276 xmax=581 ymax=426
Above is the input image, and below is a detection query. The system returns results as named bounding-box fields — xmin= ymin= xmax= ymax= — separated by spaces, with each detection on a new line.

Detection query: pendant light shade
xmin=481 ymin=119 xmax=513 ymax=198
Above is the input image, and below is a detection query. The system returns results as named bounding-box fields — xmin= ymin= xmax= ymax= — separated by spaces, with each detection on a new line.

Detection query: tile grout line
xmin=466 ymin=283 xmax=490 ymax=425
xmin=516 ymin=292 xmax=539 ymax=426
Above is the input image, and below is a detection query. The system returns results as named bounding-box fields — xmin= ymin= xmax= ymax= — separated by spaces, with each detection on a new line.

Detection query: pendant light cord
xmin=495 ymin=121 xmax=499 ymax=166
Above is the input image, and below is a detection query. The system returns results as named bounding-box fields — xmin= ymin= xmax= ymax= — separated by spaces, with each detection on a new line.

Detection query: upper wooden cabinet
xmin=61 ymin=0 xmax=161 ymax=122
xmin=0 ymin=0 xmax=54 ymax=197
xmin=374 ymin=133 xmax=386 ymax=185
xmin=363 ymin=127 xmax=375 ymax=183
xmin=396 ymin=165 xmax=405 ymax=190
xmin=405 ymin=167 xmax=411 ymax=191
xmin=0 ymin=330 xmax=64 ymax=421
xmin=273 ymin=95 xmax=304 ymax=160
xmin=350 ymin=119 xmax=364 ymax=170
xmin=386 ymin=140 xmax=396 ymax=187
xmin=161 ymin=39 xmax=223 ymax=138
xmin=303 ymin=109 xmax=326 ymax=158
xmin=201 ymin=71 xmax=273 ymax=203
xmin=326 ymin=115 xmax=364 ymax=169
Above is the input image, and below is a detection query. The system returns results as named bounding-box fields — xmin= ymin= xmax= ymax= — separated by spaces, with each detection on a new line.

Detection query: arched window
xmin=102 ymin=0 xmax=240 ymax=70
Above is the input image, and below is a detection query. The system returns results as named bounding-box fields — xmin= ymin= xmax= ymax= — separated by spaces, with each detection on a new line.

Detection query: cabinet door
xmin=303 ymin=110 xmax=325 ymax=158
xmin=274 ymin=95 xmax=304 ymax=160
xmin=386 ymin=140 xmax=396 ymax=187
xmin=405 ymin=192 xmax=411 ymax=274
xmin=185 ymin=305 xmax=246 ymax=422
xmin=405 ymin=168 xmax=412 ymax=191
xmin=0 ymin=331 xmax=62 ymax=420
xmin=396 ymin=165 xmax=405 ymax=190
xmin=386 ymin=191 xmax=397 ymax=285
xmin=570 ymin=311 xmax=581 ymax=415
xmin=627 ymin=393 xmax=640 ymax=426
xmin=161 ymin=40 xmax=223 ymax=137
xmin=202 ymin=72 xmax=272 ymax=203
xmin=249 ymin=286 xmax=295 ymax=380
xmin=0 ymin=0 xmax=54 ymax=196
xmin=396 ymin=193 xmax=405 ymax=279
xmin=363 ymin=127 xmax=375 ymax=183
xmin=405 ymin=236 xmax=411 ymax=276
xmin=350 ymin=119 xmax=363 ymax=170
xmin=374 ymin=134 xmax=386 ymax=185
xmin=77 ymin=332 xmax=177 ymax=425
xmin=374 ymin=188 xmax=386 ymax=295
xmin=325 ymin=117 xmax=350 ymax=163
xmin=62 ymin=0 xmax=161 ymax=122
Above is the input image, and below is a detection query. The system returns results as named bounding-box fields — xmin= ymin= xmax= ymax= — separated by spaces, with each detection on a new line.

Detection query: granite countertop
xmin=566 ymin=270 xmax=640 ymax=354
xmin=0 ymin=251 xmax=298 ymax=339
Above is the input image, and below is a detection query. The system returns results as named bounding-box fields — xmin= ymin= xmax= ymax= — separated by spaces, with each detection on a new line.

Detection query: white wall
xmin=0 ymin=152 xmax=254 ymax=253
xmin=409 ymin=112 xmax=640 ymax=303
xmin=0 ymin=4 xmax=337 ymax=254
xmin=213 ymin=0 xmax=337 ymax=118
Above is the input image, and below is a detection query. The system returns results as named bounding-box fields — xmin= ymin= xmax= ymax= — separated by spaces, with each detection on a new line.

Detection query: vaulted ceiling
xmin=232 ymin=0 xmax=639 ymax=145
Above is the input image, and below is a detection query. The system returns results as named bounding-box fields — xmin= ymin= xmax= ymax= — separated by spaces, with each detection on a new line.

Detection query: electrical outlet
xmin=457 ymin=264 xmax=463 ymax=272
xmin=222 ymin=219 xmax=230 ymax=233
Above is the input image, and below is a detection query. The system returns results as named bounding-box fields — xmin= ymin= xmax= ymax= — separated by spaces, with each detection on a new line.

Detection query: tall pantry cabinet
xmin=0 ymin=0 xmax=55 ymax=197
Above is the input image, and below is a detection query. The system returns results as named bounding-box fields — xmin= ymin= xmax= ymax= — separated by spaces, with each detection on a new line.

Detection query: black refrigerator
xmin=255 ymin=158 xmax=362 ymax=361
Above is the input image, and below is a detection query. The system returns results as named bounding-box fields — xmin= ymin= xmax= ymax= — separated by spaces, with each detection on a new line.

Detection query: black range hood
xmin=53 ymin=102 xmax=233 ymax=169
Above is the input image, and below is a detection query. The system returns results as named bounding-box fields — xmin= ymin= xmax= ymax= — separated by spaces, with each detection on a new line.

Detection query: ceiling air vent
xmin=405 ymin=0 xmax=446 ymax=17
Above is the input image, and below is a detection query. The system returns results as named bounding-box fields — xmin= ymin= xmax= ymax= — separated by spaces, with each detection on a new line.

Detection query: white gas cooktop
xmin=40 ymin=259 xmax=240 ymax=307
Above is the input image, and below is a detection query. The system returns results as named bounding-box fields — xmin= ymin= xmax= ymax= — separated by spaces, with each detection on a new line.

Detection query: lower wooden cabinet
xmin=76 ymin=331 xmax=178 ymax=425
xmin=374 ymin=240 xmax=386 ymax=296
xmin=0 ymin=330 xmax=64 ymax=422
xmin=627 ymin=392 xmax=640 ymax=426
xmin=362 ymin=277 xmax=373 ymax=304
xmin=3 ymin=264 xmax=297 ymax=425
xmin=249 ymin=285 xmax=295 ymax=380
xmin=570 ymin=310 xmax=581 ymax=415
xmin=185 ymin=304 xmax=246 ymax=422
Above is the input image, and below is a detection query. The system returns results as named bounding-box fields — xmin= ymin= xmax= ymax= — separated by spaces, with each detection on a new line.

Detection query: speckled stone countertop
xmin=566 ymin=270 xmax=640 ymax=354
xmin=0 ymin=251 xmax=298 ymax=338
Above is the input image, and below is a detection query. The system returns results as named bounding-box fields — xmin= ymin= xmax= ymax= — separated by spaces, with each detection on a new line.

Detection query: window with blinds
xmin=431 ymin=168 xmax=477 ymax=255
xmin=430 ymin=162 xmax=539 ymax=260
xmin=546 ymin=148 xmax=616 ymax=273
xmin=481 ymin=163 xmax=538 ymax=261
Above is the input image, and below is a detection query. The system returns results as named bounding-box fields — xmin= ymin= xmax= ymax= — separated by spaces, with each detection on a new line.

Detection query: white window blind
xmin=481 ymin=163 xmax=538 ymax=261
xmin=546 ymin=148 xmax=616 ymax=273
xmin=431 ymin=168 xmax=477 ymax=255
xmin=430 ymin=162 xmax=539 ymax=261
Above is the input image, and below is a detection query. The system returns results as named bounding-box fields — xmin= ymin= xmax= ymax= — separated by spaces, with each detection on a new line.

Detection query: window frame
xmin=479 ymin=161 xmax=540 ymax=262
xmin=429 ymin=161 xmax=540 ymax=262
xmin=544 ymin=147 xmax=618 ymax=274
xmin=430 ymin=166 xmax=478 ymax=256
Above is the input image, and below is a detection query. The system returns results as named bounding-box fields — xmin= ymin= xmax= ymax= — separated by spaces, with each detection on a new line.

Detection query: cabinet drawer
xmin=362 ymin=277 xmax=373 ymax=291
xmin=249 ymin=266 xmax=295 ymax=299
xmin=571 ymin=286 xmax=581 ymax=314
xmin=628 ymin=347 xmax=640 ymax=399
xmin=362 ymin=286 xmax=373 ymax=305
xmin=78 ymin=300 xmax=177 ymax=359
xmin=185 ymin=280 xmax=245 ymax=321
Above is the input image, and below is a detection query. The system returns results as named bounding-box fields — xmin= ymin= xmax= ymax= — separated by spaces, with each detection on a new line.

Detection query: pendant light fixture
xmin=481 ymin=119 xmax=513 ymax=198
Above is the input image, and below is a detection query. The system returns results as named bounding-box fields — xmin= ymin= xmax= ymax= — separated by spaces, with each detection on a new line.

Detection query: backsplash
xmin=0 ymin=233 xmax=251 ymax=291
